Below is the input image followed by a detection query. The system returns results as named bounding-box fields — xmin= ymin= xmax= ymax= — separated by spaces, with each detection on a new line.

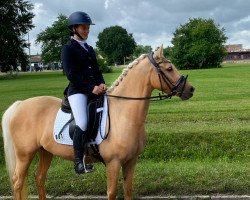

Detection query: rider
xmin=62 ymin=11 xmax=106 ymax=174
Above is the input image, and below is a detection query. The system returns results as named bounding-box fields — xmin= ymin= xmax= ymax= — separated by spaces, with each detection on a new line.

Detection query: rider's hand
xmin=99 ymin=83 xmax=107 ymax=92
xmin=92 ymin=86 xmax=103 ymax=95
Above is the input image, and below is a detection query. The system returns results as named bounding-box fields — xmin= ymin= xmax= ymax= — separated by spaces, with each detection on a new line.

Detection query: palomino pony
xmin=2 ymin=46 xmax=194 ymax=200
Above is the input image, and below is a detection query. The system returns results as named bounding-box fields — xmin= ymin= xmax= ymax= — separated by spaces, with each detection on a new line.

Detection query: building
xmin=29 ymin=55 xmax=62 ymax=71
xmin=29 ymin=55 xmax=43 ymax=71
xmin=224 ymin=44 xmax=250 ymax=62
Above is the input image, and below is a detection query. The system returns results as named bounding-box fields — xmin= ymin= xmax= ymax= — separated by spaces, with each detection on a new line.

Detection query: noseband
xmin=147 ymin=52 xmax=188 ymax=97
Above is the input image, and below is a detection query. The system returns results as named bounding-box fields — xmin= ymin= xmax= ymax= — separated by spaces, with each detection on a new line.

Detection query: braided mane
xmin=107 ymin=54 xmax=147 ymax=93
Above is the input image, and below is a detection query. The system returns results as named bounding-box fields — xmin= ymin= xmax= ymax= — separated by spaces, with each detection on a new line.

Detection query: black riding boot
xmin=73 ymin=126 xmax=94 ymax=174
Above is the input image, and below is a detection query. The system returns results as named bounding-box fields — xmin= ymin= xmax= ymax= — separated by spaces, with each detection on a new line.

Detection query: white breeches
xmin=68 ymin=93 xmax=88 ymax=131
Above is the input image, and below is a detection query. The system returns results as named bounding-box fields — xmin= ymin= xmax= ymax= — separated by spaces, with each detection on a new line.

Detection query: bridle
xmin=104 ymin=52 xmax=188 ymax=100
xmin=147 ymin=52 xmax=188 ymax=98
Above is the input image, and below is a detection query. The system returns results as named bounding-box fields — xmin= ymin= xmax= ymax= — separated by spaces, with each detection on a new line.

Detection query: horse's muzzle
xmin=179 ymin=85 xmax=195 ymax=100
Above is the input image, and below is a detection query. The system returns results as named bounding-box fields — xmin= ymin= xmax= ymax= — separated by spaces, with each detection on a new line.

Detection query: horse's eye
xmin=167 ymin=66 xmax=173 ymax=71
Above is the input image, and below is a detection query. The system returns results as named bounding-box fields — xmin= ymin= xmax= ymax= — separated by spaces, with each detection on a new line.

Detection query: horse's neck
xmin=109 ymin=61 xmax=153 ymax=124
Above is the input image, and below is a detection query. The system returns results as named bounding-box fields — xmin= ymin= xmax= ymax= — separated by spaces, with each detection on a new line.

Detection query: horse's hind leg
xmin=122 ymin=157 xmax=138 ymax=200
xmin=35 ymin=148 xmax=53 ymax=200
xmin=13 ymin=154 xmax=35 ymax=200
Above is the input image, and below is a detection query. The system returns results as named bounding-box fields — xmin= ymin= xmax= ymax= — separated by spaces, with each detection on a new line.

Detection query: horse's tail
xmin=1 ymin=101 xmax=27 ymax=198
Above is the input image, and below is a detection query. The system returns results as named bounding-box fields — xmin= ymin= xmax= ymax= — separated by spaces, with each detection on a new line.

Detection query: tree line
xmin=0 ymin=0 xmax=34 ymax=72
xmin=0 ymin=0 xmax=227 ymax=73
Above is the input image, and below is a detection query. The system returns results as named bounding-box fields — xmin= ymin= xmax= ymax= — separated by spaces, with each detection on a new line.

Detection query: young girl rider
xmin=62 ymin=11 xmax=106 ymax=174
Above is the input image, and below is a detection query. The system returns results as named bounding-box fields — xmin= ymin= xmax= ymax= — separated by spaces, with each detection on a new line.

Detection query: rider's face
xmin=75 ymin=24 xmax=90 ymax=40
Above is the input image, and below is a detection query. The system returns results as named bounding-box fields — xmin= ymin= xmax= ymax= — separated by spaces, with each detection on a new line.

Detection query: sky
xmin=27 ymin=0 xmax=250 ymax=55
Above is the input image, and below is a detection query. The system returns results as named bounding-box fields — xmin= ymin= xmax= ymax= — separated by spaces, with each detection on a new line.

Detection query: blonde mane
xmin=107 ymin=54 xmax=147 ymax=93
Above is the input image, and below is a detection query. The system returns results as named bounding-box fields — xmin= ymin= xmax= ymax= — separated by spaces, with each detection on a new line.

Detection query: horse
xmin=1 ymin=45 xmax=194 ymax=200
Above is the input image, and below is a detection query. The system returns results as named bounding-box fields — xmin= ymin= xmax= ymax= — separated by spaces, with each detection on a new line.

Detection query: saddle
xmin=61 ymin=94 xmax=104 ymax=141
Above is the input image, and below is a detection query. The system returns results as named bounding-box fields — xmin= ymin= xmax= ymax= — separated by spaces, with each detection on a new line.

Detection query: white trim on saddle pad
xmin=53 ymin=96 xmax=108 ymax=146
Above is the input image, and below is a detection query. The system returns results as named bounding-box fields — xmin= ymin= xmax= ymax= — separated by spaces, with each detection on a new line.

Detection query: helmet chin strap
xmin=74 ymin=30 xmax=85 ymax=40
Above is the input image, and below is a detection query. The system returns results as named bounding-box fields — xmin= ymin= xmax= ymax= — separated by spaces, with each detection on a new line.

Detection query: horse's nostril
xmin=190 ymin=86 xmax=195 ymax=93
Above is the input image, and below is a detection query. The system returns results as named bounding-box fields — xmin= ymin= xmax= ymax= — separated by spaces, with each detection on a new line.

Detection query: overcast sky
xmin=27 ymin=0 xmax=250 ymax=54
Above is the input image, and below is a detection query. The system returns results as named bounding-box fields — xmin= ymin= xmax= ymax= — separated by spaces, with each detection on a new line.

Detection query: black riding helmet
xmin=68 ymin=11 xmax=95 ymax=40
xmin=68 ymin=11 xmax=95 ymax=30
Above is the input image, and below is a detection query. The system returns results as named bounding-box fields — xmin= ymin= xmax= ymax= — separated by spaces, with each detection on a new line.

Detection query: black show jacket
xmin=62 ymin=39 xmax=105 ymax=96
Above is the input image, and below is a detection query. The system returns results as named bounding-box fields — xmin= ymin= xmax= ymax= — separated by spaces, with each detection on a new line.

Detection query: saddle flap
xmin=87 ymin=95 xmax=104 ymax=140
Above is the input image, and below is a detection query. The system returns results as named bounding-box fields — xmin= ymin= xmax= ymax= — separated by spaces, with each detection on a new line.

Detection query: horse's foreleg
xmin=35 ymin=148 xmax=53 ymax=200
xmin=106 ymin=159 xmax=121 ymax=200
xmin=122 ymin=157 xmax=138 ymax=200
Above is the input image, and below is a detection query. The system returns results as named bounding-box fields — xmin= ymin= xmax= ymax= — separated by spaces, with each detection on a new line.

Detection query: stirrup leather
xmin=74 ymin=155 xmax=95 ymax=174
xmin=82 ymin=155 xmax=95 ymax=173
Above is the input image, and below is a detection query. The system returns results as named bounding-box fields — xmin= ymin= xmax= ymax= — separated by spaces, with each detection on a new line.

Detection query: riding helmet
xmin=68 ymin=11 xmax=95 ymax=30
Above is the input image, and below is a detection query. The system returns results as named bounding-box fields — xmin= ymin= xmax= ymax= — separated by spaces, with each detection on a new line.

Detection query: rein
xmin=104 ymin=92 xmax=173 ymax=101
xmin=103 ymin=52 xmax=188 ymax=101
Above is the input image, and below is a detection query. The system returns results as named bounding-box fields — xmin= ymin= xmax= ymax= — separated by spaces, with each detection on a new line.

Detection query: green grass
xmin=0 ymin=159 xmax=249 ymax=197
xmin=0 ymin=63 xmax=250 ymax=196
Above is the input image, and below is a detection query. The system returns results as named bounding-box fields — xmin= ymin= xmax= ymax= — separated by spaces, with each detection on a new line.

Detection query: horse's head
xmin=149 ymin=45 xmax=195 ymax=100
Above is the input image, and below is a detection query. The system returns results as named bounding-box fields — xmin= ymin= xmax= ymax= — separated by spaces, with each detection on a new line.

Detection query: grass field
xmin=0 ymin=63 xmax=250 ymax=197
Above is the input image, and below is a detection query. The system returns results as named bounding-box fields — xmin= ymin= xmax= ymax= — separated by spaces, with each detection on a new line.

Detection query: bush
xmin=97 ymin=57 xmax=112 ymax=73
xmin=0 ymin=71 xmax=20 ymax=80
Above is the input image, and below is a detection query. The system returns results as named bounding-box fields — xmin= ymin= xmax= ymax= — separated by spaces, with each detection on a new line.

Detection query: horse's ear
xmin=154 ymin=44 xmax=164 ymax=59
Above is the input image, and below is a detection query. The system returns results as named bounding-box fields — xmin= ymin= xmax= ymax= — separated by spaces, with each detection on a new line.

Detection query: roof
xmin=30 ymin=55 xmax=42 ymax=63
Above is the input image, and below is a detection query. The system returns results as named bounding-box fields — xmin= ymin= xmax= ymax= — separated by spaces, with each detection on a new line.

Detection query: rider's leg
xmin=68 ymin=93 xmax=94 ymax=174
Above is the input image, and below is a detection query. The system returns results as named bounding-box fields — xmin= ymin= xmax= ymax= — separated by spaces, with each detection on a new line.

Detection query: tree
xmin=170 ymin=18 xmax=227 ymax=69
xmin=95 ymin=48 xmax=112 ymax=73
xmin=163 ymin=46 xmax=172 ymax=60
xmin=0 ymin=0 xmax=34 ymax=72
xmin=96 ymin=26 xmax=136 ymax=65
xmin=36 ymin=14 xmax=69 ymax=65
xmin=133 ymin=45 xmax=152 ymax=58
